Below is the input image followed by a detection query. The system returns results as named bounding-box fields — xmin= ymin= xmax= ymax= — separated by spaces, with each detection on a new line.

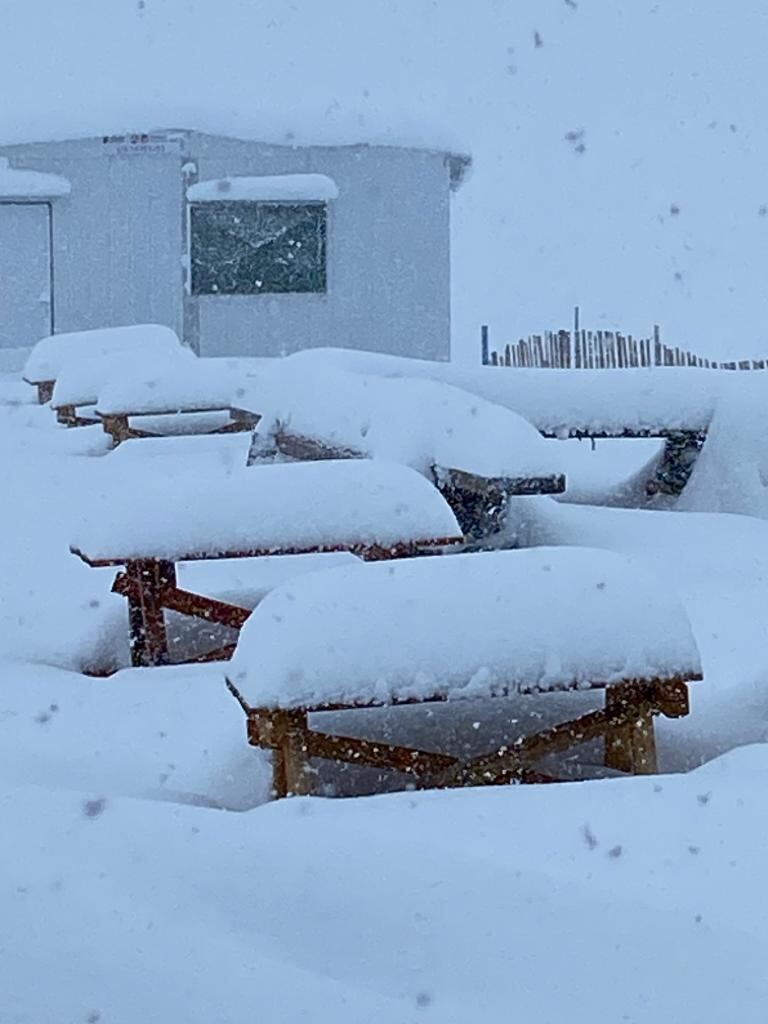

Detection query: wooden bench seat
xmin=97 ymin=407 xmax=259 ymax=445
xmin=225 ymin=546 xmax=702 ymax=796
xmin=71 ymin=459 xmax=463 ymax=668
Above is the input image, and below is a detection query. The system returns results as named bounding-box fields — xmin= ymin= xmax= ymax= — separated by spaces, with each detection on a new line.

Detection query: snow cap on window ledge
xmin=187 ymin=173 xmax=339 ymax=203
xmin=0 ymin=157 xmax=71 ymax=199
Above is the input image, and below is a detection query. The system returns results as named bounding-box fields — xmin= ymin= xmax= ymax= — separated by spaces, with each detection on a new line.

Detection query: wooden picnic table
xmin=237 ymin=417 xmax=566 ymax=538
xmin=225 ymin=546 xmax=703 ymax=796
xmin=70 ymin=459 xmax=463 ymax=668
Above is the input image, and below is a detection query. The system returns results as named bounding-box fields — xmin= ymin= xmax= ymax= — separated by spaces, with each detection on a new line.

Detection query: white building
xmin=0 ymin=129 xmax=470 ymax=369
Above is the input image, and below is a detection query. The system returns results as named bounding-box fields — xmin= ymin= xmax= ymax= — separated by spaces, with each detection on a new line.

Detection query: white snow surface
xmin=230 ymin=546 xmax=700 ymax=709
xmin=245 ymin=363 xmax=562 ymax=478
xmin=677 ymin=375 xmax=768 ymax=519
xmin=285 ymin=347 xmax=724 ymax=434
xmin=187 ymin=173 xmax=339 ymax=202
xmin=24 ymin=323 xmax=183 ymax=385
xmin=0 ymin=661 xmax=269 ymax=809
xmin=4 ymin=749 xmax=768 ymax=1023
xmin=7 ymin=362 xmax=768 ymax=1020
xmin=96 ymin=356 xmax=246 ymax=415
xmin=52 ymin=344 xmax=195 ymax=409
xmin=71 ymin=458 xmax=461 ymax=564
xmin=106 ymin=431 xmax=253 ymax=465
xmin=0 ymin=157 xmax=70 ymax=198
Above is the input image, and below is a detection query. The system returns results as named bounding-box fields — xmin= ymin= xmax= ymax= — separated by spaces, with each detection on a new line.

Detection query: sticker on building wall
xmin=102 ymin=133 xmax=186 ymax=157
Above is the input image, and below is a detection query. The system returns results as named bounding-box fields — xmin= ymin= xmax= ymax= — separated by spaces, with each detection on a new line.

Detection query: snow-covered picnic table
xmin=51 ymin=344 xmax=196 ymax=427
xmin=238 ymin=363 xmax=567 ymax=534
xmin=23 ymin=323 xmax=183 ymax=405
xmin=227 ymin=546 xmax=702 ymax=796
xmin=70 ymin=459 xmax=463 ymax=667
xmin=241 ymin=364 xmax=562 ymax=477
xmin=275 ymin=347 xmax=742 ymax=496
xmin=94 ymin=357 xmax=260 ymax=444
xmin=283 ymin=347 xmax=722 ymax=436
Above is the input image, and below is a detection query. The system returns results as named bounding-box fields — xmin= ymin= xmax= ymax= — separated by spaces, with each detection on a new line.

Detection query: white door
xmin=0 ymin=203 xmax=52 ymax=354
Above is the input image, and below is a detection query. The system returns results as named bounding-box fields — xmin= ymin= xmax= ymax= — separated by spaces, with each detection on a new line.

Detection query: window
xmin=190 ymin=202 xmax=327 ymax=296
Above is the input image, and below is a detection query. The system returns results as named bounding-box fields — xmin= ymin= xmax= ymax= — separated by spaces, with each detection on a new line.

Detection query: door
xmin=0 ymin=203 xmax=52 ymax=354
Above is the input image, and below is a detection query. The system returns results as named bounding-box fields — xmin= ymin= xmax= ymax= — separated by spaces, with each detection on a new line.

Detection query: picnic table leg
xmin=270 ymin=711 xmax=313 ymax=798
xmin=101 ymin=414 xmax=131 ymax=447
xmin=55 ymin=404 xmax=77 ymax=427
xmin=123 ymin=559 xmax=176 ymax=667
xmin=36 ymin=380 xmax=54 ymax=404
xmin=604 ymin=683 xmax=657 ymax=774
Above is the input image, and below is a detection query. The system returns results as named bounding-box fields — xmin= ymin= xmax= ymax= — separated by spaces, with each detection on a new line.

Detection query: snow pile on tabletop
xmin=23 ymin=323 xmax=183 ymax=385
xmin=0 ymin=661 xmax=268 ymax=809
xmin=71 ymin=459 xmax=461 ymax=564
xmin=677 ymin=374 xmax=768 ymax=518
xmin=52 ymin=343 xmax=195 ymax=409
xmin=246 ymin=364 xmax=562 ymax=479
xmin=187 ymin=173 xmax=339 ymax=203
xmin=4 ymin=746 xmax=768 ymax=1023
xmin=0 ymin=157 xmax=69 ymax=198
xmin=97 ymin=356 xmax=249 ymax=415
xmin=284 ymin=346 xmax=721 ymax=434
xmin=229 ymin=546 xmax=700 ymax=709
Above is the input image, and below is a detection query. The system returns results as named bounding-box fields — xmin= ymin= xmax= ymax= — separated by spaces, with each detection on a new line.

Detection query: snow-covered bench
xmin=23 ymin=323 xmax=183 ymax=406
xmin=282 ymin=348 xmax=720 ymax=496
xmin=226 ymin=546 xmax=703 ymax=796
xmin=51 ymin=344 xmax=196 ymax=428
xmin=94 ymin=359 xmax=260 ymax=445
xmin=70 ymin=459 xmax=463 ymax=668
xmin=237 ymin=366 xmax=566 ymax=536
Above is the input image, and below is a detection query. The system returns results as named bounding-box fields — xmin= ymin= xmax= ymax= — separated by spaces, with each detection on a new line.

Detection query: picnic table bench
xmin=225 ymin=546 xmax=702 ymax=796
xmin=71 ymin=459 xmax=463 ymax=668
xmin=23 ymin=323 xmax=183 ymax=405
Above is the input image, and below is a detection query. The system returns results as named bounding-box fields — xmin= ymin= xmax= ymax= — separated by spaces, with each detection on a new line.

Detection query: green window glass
xmin=190 ymin=202 xmax=327 ymax=295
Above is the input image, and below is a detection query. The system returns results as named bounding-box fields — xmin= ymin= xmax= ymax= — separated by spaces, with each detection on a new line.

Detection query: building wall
xmin=187 ymin=134 xmax=452 ymax=361
xmin=0 ymin=132 xmax=453 ymax=361
xmin=0 ymin=136 xmax=184 ymax=341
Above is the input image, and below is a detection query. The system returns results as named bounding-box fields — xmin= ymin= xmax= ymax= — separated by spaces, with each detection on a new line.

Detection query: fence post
xmin=481 ymin=324 xmax=489 ymax=366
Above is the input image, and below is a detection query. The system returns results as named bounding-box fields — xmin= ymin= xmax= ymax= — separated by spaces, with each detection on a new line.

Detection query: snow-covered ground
xmin=4 ymin=749 xmax=768 ymax=1024
xmin=3 ymin=362 xmax=768 ymax=1020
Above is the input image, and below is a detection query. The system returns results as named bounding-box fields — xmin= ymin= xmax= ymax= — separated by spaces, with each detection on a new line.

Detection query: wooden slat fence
xmin=480 ymin=320 xmax=767 ymax=371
